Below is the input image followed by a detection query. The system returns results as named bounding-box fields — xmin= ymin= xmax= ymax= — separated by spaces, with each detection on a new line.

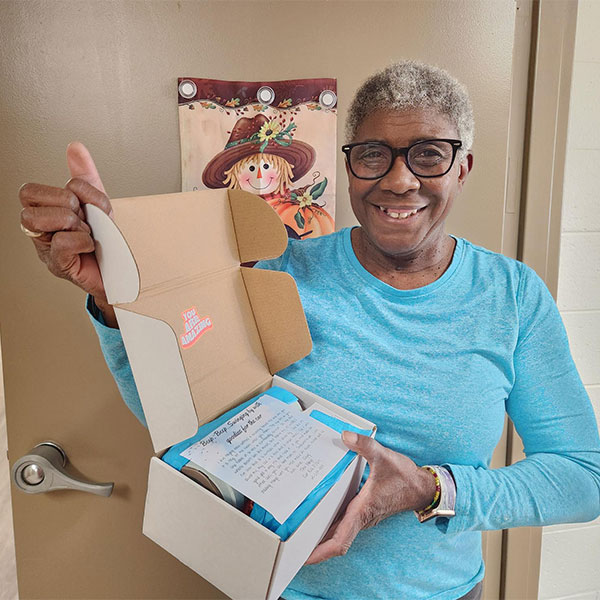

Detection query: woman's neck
xmin=351 ymin=227 xmax=456 ymax=290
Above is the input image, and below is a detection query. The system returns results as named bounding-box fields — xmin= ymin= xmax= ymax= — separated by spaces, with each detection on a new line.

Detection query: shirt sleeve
xmin=85 ymin=295 xmax=147 ymax=427
xmin=439 ymin=263 xmax=600 ymax=534
xmin=254 ymin=247 xmax=291 ymax=272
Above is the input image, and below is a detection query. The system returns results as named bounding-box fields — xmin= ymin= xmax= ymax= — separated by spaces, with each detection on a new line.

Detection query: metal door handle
xmin=11 ymin=441 xmax=114 ymax=497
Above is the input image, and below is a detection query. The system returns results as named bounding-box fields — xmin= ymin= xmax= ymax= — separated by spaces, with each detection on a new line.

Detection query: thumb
xmin=341 ymin=431 xmax=380 ymax=462
xmin=66 ymin=141 xmax=106 ymax=194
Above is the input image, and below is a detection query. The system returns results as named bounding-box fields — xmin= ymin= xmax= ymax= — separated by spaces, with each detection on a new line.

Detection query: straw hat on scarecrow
xmin=202 ymin=114 xmax=316 ymax=190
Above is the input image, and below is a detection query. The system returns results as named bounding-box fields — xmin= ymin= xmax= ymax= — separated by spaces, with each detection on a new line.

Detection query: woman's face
xmin=238 ymin=156 xmax=281 ymax=195
xmin=347 ymin=108 xmax=472 ymax=261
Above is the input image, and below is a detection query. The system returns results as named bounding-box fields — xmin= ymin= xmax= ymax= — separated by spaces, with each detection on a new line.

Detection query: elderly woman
xmin=19 ymin=61 xmax=600 ymax=600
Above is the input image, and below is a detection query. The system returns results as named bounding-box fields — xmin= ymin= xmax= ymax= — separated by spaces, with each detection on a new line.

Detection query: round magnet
xmin=184 ymin=461 xmax=247 ymax=510
xmin=257 ymin=85 xmax=275 ymax=105
xmin=319 ymin=90 xmax=337 ymax=109
xmin=179 ymin=80 xmax=197 ymax=100
xmin=181 ymin=465 xmax=221 ymax=496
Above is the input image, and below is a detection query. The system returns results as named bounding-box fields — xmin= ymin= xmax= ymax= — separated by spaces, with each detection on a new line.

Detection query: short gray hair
xmin=346 ymin=61 xmax=474 ymax=152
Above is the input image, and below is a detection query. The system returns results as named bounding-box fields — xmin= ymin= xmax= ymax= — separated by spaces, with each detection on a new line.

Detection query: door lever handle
xmin=11 ymin=441 xmax=114 ymax=497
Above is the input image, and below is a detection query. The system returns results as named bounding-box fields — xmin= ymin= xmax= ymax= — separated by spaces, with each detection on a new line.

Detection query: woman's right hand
xmin=19 ymin=142 xmax=118 ymax=327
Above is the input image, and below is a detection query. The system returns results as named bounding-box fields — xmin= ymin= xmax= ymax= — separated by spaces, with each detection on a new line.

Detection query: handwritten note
xmin=180 ymin=394 xmax=348 ymax=523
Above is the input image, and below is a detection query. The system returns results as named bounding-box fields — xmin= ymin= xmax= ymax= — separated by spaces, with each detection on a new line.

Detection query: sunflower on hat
xmin=202 ymin=114 xmax=316 ymax=191
xmin=202 ymin=114 xmax=334 ymax=239
xmin=257 ymin=120 xmax=282 ymax=145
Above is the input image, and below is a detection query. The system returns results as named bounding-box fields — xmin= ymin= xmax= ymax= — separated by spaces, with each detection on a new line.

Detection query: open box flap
xmin=241 ymin=267 xmax=312 ymax=375
xmin=229 ymin=188 xmax=288 ymax=263
xmin=86 ymin=190 xmax=312 ymax=452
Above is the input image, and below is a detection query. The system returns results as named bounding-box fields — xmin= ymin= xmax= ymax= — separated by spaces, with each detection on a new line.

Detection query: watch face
xmin=415 ymin=508 xmax=456 ymax=523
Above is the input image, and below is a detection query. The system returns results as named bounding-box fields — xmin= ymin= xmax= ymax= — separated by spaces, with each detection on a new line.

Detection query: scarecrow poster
xmin=178 ymin=78 xmax=337 ymax=240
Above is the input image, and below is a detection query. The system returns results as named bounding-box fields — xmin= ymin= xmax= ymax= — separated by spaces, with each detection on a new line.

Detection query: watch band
xmin=415 ymin=465 xmax=456 ymax=523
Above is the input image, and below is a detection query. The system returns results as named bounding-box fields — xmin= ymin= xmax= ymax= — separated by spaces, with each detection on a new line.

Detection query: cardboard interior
xmin=85 ymin=189 xmax=313 ymax=451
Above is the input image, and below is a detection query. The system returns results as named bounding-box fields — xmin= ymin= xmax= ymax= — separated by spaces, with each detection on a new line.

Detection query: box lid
xmin=85 ymin=189 xmax=312 ymax=452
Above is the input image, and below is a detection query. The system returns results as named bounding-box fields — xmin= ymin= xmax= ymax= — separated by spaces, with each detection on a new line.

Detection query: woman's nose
xmin=380 ymin=156 xmax=420 ymax=193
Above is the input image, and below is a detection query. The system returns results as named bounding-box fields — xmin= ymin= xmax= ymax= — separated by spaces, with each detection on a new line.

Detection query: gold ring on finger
xmin=20 ymin=223 xmax=44 ymax=238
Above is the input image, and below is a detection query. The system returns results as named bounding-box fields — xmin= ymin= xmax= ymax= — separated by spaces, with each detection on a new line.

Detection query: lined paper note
xmin=180 ymin=394 xmax=348 ymax=522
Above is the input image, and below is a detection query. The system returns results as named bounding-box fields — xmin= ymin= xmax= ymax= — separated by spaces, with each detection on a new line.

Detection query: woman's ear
xmin=458 ymin=152 xmax=474 ymax=186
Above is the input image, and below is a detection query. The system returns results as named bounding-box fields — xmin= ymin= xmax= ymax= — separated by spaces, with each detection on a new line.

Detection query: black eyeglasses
xmin=341 ymin=139 xmax=462 ymax=179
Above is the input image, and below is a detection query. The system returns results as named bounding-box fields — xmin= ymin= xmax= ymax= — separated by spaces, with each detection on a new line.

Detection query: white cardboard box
xmin=86 ymin=189 xmax=375 ymax=600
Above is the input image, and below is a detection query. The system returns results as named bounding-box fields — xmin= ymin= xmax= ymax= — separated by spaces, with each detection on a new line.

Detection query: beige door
xmin=1 ymin=1 xmax=525 ymax=598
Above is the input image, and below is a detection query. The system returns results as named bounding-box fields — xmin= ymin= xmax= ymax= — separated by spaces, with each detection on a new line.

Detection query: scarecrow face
xmin=237 ymin=155 xmax=281 ymax=195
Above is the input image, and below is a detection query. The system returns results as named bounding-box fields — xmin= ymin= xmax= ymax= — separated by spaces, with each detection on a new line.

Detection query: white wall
xmin=538 ymin=2 xmax=600 ymax=599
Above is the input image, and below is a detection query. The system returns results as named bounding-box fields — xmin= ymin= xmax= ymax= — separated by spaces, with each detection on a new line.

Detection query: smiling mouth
xmin=375 ymin=205 xmax=427 ymax=220
xmin=248 ymin=179 xmax=275 ymax=191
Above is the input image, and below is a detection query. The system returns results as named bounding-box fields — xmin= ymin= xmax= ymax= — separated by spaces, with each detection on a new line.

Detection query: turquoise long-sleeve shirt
xmin=88 ymin=227 xmax=600 ymax=600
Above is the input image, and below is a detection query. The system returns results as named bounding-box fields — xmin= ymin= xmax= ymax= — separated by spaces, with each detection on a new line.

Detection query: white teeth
xmin=379 ymin=207 xmax=421 ymax=219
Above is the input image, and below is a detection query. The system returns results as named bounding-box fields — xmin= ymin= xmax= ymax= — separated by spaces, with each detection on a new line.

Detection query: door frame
xmin=501 ymin=1 xmax=579 ymax=598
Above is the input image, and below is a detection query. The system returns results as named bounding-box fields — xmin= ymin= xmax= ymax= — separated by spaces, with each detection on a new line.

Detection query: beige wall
xmin=539 ymin=1 xmax=600 ymax=598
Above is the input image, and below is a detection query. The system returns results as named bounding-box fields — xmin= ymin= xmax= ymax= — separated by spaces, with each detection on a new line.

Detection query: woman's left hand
xmin=305 ymin=431 xmax=436 ymax=565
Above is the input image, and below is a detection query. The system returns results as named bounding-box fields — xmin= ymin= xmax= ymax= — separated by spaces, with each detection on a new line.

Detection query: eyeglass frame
xmin=341 ymin=139 xmax=463 ymax=180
